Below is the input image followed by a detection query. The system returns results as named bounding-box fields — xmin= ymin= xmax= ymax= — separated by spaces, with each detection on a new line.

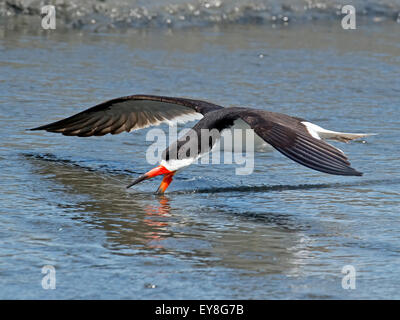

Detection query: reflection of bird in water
xmin=31 ymin=94 xmax=374 ymax=194
xmin=26 ymin=154 xmax=317 ymax=275
xmin=145 ymin=196 xmax=171 ymax=216
xmin=143 ymin=196 xmax=171 ymax=247
xmin=25 ymin=153 xmax=173 ymax=249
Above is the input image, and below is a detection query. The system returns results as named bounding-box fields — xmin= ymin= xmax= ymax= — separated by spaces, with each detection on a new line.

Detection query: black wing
xmin=30 ymin=95 xmax=223 ymax=137
xmin=238 ymin=109 xmax=362 ymax=176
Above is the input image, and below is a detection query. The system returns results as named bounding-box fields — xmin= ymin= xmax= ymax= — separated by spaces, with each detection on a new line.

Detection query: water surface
xmin=0 ymin=22 xmax=400 ymax=299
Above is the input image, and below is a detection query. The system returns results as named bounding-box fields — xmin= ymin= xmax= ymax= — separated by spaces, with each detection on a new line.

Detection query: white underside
xmin=217 ymin=119 xmax=273 ymax=152
xmin=160 ymin=158 xmax=200 ymax=172
xmin=159 ymin=119 xmax=271 ymax=172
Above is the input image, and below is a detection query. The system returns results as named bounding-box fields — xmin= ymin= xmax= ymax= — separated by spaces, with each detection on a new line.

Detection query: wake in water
xmin=24 ymin=152 xmax=400 ymax=195
xmin=2 ymin=0 xmax=400 ymax=30
xmin=178 ymin=178 xmax=400 ymax=194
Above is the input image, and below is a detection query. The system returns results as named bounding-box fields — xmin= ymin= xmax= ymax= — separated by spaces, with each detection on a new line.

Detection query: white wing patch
xmin=129 ymin=112 xmax=203 ymax=132
xmin=164 ymin=112 xmax=204 ymax=126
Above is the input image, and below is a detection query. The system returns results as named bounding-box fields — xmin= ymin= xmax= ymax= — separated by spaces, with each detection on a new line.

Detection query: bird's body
xmin=31 ymin=94 xmax=374 ymax=194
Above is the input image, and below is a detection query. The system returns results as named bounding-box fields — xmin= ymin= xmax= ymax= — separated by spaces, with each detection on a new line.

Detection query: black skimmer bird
xmin=31 ymin=94 xmax=373 ymax=194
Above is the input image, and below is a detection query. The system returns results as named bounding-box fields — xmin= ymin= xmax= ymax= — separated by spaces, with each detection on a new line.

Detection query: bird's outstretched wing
xmin=30 ymin=95 xmax=223 ymax=137
xmin=237 ymin=109 xmax=363 ymax=176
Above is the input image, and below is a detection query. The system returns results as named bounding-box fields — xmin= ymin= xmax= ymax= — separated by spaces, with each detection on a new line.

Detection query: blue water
xmin=0 ymin=21 xmax=399 ymax=299
xmin=2 ymin=0 xmax=400 ymax=30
